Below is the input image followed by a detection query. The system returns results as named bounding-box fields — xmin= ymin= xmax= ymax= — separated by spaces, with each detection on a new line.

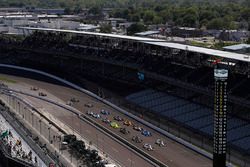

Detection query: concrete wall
xmin=0 ymin=93 xmax=72 ymax=167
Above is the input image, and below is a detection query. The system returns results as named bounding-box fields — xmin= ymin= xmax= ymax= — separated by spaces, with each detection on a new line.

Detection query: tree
xmin=88 ymin=6 xmax=102 ymax=15
xmin=181 ymin=7 xmax=198 ymax=27
xmin=243 ymin=0 xmax=250 ymax=7
xmin=64 ymin=7 xmax=71 ymax=15
xmin=100 ymin=24 xmax=112 ymax=33
xmin=74 ymin=6 xmax=83 ymax=14
xmin=207 ymin=18 xmax=225 ymax=29
xmin=153 ymin=16 xmax=163 ymax=24
xmin=127 ymin=23 xmax=147 ymax=35
xmin=241 ymin=8 xmax=250 ymax=21
xmin=182 ymin=14 xmax=197 ymax=27
xmin=143 ymin=10 xmax=155 ymax=24
xmin=247 ymin=38 xmax=250 ymax=44
xmin=159 ymin=9 xmax=172 ymax=22
xmin=129 ymin=14 xmax=140 ymax=22
xmin=199 ymin=10 xmax=217 ymax=22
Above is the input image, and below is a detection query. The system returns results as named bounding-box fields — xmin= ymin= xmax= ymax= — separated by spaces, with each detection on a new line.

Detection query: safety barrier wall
xmin=0 ymin=64 xmax=214 ymax=158
xmin=2 ymin=87 xmax=166 ymax=167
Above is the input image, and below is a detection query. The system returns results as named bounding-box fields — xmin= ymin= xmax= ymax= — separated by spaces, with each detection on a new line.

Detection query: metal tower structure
xmin=213 ymin=68 xmax=228 ymax=167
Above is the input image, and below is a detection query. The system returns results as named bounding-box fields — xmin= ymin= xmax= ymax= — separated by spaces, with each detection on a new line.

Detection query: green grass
xmin=190 ymin=41 xmax=212 ymax=48
xmin=212 ymin=41 xmax=241 ymax=50
xmin=0 ymin=76 xmax=17 ymax=83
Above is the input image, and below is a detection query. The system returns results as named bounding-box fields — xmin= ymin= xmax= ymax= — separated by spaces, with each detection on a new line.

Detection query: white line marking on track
xmin=127 ymin=158 xmax=135 ymax=164
xmin=86 ymin=129 xmax=91 ymax=134
xmin=111 ymin=147 xmax=118 ymax=153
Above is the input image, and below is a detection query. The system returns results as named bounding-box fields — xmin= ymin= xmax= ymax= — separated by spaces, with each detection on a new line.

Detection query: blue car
xmin=141 ymin=130 xmax=152 ymax=137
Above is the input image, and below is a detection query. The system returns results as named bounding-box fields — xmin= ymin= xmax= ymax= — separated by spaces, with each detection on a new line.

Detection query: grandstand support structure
xmin=213 ymin=68 xmax=228 ymax=167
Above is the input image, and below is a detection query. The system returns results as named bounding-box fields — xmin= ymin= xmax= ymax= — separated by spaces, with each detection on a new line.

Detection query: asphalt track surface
xmin=0 ymin=74 xmax=212 ymax=167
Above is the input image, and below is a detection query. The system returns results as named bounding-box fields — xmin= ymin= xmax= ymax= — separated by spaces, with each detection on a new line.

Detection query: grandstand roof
xmin=135 ymin=30 xmax=160 ymax=36
xmin=18 ymin=27 xmax=250 ymax=63
xmin=18 ymin=27 xmax=164 ymax=42
xmin=145 ymin=41 xmax=250 ymax=62
xmin=223 ymin=44 xmax=250 ymax=51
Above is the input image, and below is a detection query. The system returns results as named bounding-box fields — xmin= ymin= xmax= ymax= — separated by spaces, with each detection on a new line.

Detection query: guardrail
xmin=1 ymin=87 xmax=166 ymax=167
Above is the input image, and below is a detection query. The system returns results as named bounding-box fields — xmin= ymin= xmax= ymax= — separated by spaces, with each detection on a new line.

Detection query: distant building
xmin=0 ymin=12 xmax=80 ymax=34
xmin=28 ymin=8 xmax=65 ymax=15
xmin=0 ymin=8 xmax=65 ymax=14
xmin=135 ymin=30 xmax=160 ymax=37
xmin=204 ymin=29 xmax=221 ymax=38
xmin=223 ymin=44 xmax=250 ymax=54
xmin=171 ymin=27 xmax=203 ymax=38
xmin=219 ymin=30 xmax=249 ymax=42
xmin=76 ymin=24 xmax=99 ymax=32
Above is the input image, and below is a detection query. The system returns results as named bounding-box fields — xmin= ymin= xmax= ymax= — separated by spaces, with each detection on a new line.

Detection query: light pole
xmin=96 ymin=134 xmax=99 ymax=149
xmin=71 ymin=112 xmax=74 ymax=134
xmin=24 ymin=106 xmax=28 ymax=122
xmin=102 ymin=136 xmax=104 ymax=155
xmin=39 ymin=119 xmax=42 ymax=134
xmin=11 ymin=97 xmax=14 ymax=109
xmin=130 ymin=151 xmax=132 ymax=167
xmin=31 ymin=111 xmax=34 ymax=127
xmin=48 ymin=124 xmax=52 ymax=144
xmin=8 ymin=94 xmax=10 ymax=104
xmin=79 ymin=117 xmax=82 ymax=134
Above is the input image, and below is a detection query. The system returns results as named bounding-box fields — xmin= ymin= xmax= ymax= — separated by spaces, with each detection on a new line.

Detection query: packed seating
xmin=127 ymin=89 xmax=250 ymax=153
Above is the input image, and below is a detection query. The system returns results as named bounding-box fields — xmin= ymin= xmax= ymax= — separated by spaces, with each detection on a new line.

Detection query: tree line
xmin=110 ymin=1 xmax=250 ymax=30
xmin=0 ymin=0 xmax=249 ymax=30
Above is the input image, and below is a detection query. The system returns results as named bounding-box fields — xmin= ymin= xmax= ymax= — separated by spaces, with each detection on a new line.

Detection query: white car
xmin=66 ymin=101 xmax=72 ymax=106
xmin=155 ymin=139 xmax=166 ymax=147
xmin=92 ymin=113 xmax=101 ymax=119
xmin=86 ymin=111 xmax=93 ymax=116
xmin=143 ymin=143 xmax=153 ymax=151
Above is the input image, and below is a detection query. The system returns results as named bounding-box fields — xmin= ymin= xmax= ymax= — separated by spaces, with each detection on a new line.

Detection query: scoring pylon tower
xmin=213 ymin=68 xmax=228 ymax=167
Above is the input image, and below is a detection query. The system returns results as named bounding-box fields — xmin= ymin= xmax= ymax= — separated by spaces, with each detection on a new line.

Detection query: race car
xmin=123 ymin=120 xmax=132 ymax=126
xmin=132 ymin=136 xmax=143 ymax=143
xmin=143 ymin=143 xmax=154 ymax=151
xmin=92 ymin=113 xmax=101 ymax=119
xmin=155 ymin=139 xmax=166 ymax=147
xmin=100 ymin=109 xmax=110 ymax=115
xmin=66 ymin=101 xmax=73 ymax=106
xmin=84 ymin=103 xmax=93 ymax=108
xmin=70 ymin=97 xmax=79 ymax=103
xmin=30 ymin=87 xmax=39 ymax=91
xmin=86 ymin=111 xmax=93 ymax=116
xmin=141 ymin=129 xmax=152 ymax=137
xmin=133 ymin=125 xmax=142 ymax=131
xmin=102 ymin=118 xmax=111 ymax=124
xmin=110 ymin=122 xmax=120 ymax=129
xmin=119 ymin=128 xmax=130 ymax=135
xmin=38 ymin=92 xmax=47 ymax=96
xmin=113 ymin=116 xmax=124 ymax=122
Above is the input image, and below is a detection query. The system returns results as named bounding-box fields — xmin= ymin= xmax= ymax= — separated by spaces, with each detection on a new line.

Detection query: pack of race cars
xmin=85 ymin=103 xmax=166 ymax=151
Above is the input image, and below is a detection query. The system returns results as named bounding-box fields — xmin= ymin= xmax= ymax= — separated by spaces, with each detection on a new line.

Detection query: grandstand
xmin=126 ymin=89 xmax=250 ymax=154
xmin=1 ymin=27 xmax=250 ymax=165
